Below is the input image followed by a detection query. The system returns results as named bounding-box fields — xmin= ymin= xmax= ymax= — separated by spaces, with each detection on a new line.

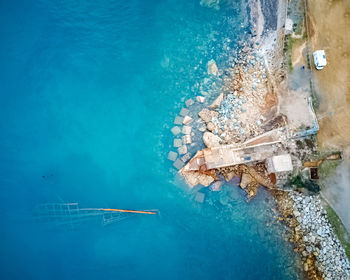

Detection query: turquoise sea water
xmin=0 ymin=0 xmax=302 ymax=279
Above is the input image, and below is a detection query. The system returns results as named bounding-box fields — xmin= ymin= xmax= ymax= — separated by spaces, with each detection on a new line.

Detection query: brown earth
xmin=307 ymin=0 xmax=350 ymax=154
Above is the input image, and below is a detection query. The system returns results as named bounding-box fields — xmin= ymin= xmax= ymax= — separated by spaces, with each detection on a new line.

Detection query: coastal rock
xmin=207 ymin=59 xmax=219 ymax=75
xmin=171 ymin=126 xmax=181 ymax=135
xmin=209 ymin=93 xmax=224 ymax=109
xmin=167 ymin=151 xmax=177 ymax=161
xmin=196 ymin=96 xmax=206 ymax=103
xmin=183 ymin=116 xmax=193 ymax=125
xmin=198 ymin=108 xmax=219 ymax=123
xmin=203 ymin=132 xmax=222 ymax=148
xmin=240 ymin=173 xmax=254 ymax=189
xmin=207 ymin=122 xmax=216 ymax=132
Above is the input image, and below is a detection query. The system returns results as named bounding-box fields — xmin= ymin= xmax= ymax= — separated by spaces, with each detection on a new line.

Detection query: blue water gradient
xmin=0 ymin=0 xmax=302 ymax=279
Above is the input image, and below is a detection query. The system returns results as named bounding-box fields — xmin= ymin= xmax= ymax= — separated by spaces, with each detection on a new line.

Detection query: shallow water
xmin=0 ymin=0 xmax=302 ymax=279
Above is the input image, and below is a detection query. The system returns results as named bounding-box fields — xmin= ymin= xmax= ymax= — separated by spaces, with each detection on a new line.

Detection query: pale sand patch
xmin=292 ymin=40 xmax=307 ymax=67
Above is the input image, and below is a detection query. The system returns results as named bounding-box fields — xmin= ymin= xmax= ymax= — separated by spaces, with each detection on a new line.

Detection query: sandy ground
xmin=307 ymin=0 xmax=350 ymax=231
xmin=307 ymin=0 xmax=350 ymax=153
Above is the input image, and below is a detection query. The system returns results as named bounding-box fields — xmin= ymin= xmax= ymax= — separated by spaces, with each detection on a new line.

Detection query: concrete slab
xmin=178 ymin=145 xmax=188 ymax=155
xmin=174 ymin=116 xmax=184 ymax=125
xmin=173 ymin=138 xmax=182 ymax=148
xmin=171 ymin=126 xmax=181 ymax=135
xmin=173 ymin=159 xmax=184 ymax=170
xmin=180 ymin=108 xmax=190 ymax=117
xmin=167 ymin=151 xmax=178 ymax=161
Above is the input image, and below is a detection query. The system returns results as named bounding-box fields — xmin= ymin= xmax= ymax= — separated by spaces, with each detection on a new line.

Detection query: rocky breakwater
xmin=274 ymin=191 xmax=350 ymax=280
xmin=174 ymin=49 xmax=284 ymax=196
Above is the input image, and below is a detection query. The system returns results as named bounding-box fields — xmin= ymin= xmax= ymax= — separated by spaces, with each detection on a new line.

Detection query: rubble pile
xmin=274 ymin=191 xmax=350 ymax=280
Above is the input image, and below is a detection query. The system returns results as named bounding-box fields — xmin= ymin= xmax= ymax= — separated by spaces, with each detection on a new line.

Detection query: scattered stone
xmin=171 ymin=126 xmax=181 ymax=135
xmin=185 ymin=99 xmax=194 ymax=107
xmin=178 ymin=145 xmax=188 ymax=155
xmin=196 ymin=96 xmax=206 ymax=103
xmin=182 ymin=125 xmax=192 ymax=135
xmin=173 ymin=159 xmax=184 ymax=170
xmin=203 ymin=132 xmax=222 ymax=148
xmin=209 ymin=93 xmax=224 ymax=109
xmin=173 ymin=138 xmax=182 ymax=148
xmin=167 ymin=151 xmax=177 ymax=161
xmin=207 ymin=59 xmax=218 ymax=75
xmin=180 ymin=108 xmax=190 ymax=117
xmin=183 ymin=116 xmax=193 ymax=125
xmin=198 ymin=125 xmax=207 ymax=132
xmin=174 ymin=116 xmax=184 ymax=125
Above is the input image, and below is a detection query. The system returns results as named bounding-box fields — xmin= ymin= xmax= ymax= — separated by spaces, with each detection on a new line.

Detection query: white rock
xmin=183 ymin=115 xmax=193 ymax=125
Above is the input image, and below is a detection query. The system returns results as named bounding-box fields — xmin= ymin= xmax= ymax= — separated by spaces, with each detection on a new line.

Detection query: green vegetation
xmin=288 ymin=174 xmax=320 ymax=193
xmin=325 ymin=204 xmax=350 ymax=260
xmin=284 ymin=35 xmax=305 ymax=72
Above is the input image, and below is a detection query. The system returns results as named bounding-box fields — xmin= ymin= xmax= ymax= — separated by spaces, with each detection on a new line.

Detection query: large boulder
xmin=203 ymin=132 xmax=222 ymax=148
xmin=198 ymin=108 xmax=219 ymax=123
xmin=240 ymin=173 xmax=254 ymax=189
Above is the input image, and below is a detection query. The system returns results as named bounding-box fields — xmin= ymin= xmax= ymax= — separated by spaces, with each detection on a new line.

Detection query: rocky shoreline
xmin=274 ymin=190 xmax=350 ymax=279
xmin=167 ymin=0 xmax=350 ymax=279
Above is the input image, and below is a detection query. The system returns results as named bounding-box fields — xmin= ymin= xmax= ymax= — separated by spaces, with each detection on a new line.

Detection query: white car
xmin=313 ymin=50 xmax=327 ymax=70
